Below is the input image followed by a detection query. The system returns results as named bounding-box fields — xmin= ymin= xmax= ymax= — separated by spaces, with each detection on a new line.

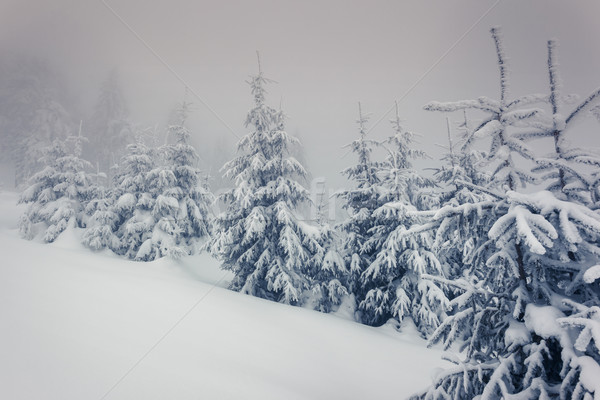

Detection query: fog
xmin=2 ymin=0 xmax=600 ymax=188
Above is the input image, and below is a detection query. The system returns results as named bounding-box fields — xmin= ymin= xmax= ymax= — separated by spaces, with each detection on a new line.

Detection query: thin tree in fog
xmin=87 ymin=70 xmax=132 ymax=177
xmin=337 ymin=103 xmax=383 ymax=295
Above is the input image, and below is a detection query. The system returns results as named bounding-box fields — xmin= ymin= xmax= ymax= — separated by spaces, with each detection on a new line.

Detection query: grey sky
xmin=2 ymin=0 xmax=600 ymax=187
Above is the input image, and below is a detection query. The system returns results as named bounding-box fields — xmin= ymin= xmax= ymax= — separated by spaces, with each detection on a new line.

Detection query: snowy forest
xmin=2 ymin=3 xmax=600 ymax=399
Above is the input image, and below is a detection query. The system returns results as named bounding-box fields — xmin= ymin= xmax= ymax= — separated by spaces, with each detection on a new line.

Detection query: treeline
xmin=16 ymin=28 xmax=600 ymax=398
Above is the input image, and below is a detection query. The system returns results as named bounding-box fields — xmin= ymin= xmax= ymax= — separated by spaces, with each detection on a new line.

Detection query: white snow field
xmin=0 ymin=191 xmax=447 ymax=400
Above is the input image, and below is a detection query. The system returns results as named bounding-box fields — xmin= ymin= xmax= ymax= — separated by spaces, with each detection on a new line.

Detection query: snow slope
xmin=0 ymin=191 xmax=447 ymax=400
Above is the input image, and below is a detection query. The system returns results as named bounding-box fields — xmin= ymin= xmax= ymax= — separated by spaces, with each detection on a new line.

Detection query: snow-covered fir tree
xmin=337 ymin=102 xmax=384 ymax=296
xmin=81 ymin=185 xmax=119 ymax=252
xmin=416 ymin=190 xmax=600 ymax=399
xmin=305 ymin=225 xmax=349 ymax=313
xmin=431 ymin=115 xmax=493 ymax=281
xmin=210 ymin=57 xmax=324 ymax=305
xmin=357 ymin=104 xmax=445 ymax=335
xmin=134 ymin=100 xmax=212 ymax=261
xmin=434 ymin=113 xmax=490 ymax=203
xmin=414 ymin=27 xmax=600 ymax=400
xmin=378 ymin=102 xmax=430 ymax=205
xmin=161 ymin=101 xmax=212 ymax=252
xmin=82 ymin=126 xmax=157 ymax=254
xmin=306 ymin=180 xmax=349 ymax=313
xmin=19 ymin=127 xmax=92 ymax=242
xmin=83 ymin=99 xmax=211 ymax=262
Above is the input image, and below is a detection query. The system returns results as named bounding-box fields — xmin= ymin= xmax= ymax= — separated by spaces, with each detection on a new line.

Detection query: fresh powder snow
xmin=0 ymin=191 xmax=448 ymax=400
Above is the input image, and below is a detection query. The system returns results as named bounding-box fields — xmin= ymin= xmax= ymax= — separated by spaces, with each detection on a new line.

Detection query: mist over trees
xmin=0 ymin=56 xmax=76 ymax=186
xmin=86 ymin=70 xmax=133 ymax=176
xmin=7 ymin=25 xmax=600 ymax=399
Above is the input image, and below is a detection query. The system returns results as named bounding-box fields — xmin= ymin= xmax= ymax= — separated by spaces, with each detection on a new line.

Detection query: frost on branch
xmin=424 ymin=27 xmax=542 ymax=192
xmin=531 ymin=39 xmax=600 ymax=207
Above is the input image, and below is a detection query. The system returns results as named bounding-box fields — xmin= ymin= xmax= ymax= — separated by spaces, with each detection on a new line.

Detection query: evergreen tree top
xmin=341 ymin=102 xmax=381 ymax=190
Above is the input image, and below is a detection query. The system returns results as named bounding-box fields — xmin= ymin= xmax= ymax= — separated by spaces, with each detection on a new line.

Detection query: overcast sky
xmin=2 ymin=0 xmax=600 ymax=187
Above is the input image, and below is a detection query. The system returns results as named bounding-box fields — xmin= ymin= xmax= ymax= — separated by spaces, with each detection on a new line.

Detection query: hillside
xmin=0 ymin=191 xmax=446 ymax=400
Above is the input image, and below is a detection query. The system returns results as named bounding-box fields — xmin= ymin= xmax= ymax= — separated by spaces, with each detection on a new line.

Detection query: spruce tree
xmin=161 ymin=101 xmax=212 ymax=252
xmin=414 ymin=27 xmax=600 ymax=400
xmin=306 ymin=223 xmax=349 ymax=313
xmin=82 ymin=127 xmax=157 ymax=254
xmin=135 ymin=100 xmax=212 ymax=261
xmin=19 ymin=127 xmax=92 ymax=242
xmin=210 ymin=57 xmax=322 ymax=304
xmin=357 ymin=104 xmax=445 ymax=335
xmin=337 ymin=102 xmax=384 ymax=296
xmin=432 ymin=115 xmax=492 ymax=281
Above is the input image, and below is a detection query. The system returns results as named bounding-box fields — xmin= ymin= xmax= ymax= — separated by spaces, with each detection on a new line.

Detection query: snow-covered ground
xmin=0 ymin=191 xmax=447 ymax=400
